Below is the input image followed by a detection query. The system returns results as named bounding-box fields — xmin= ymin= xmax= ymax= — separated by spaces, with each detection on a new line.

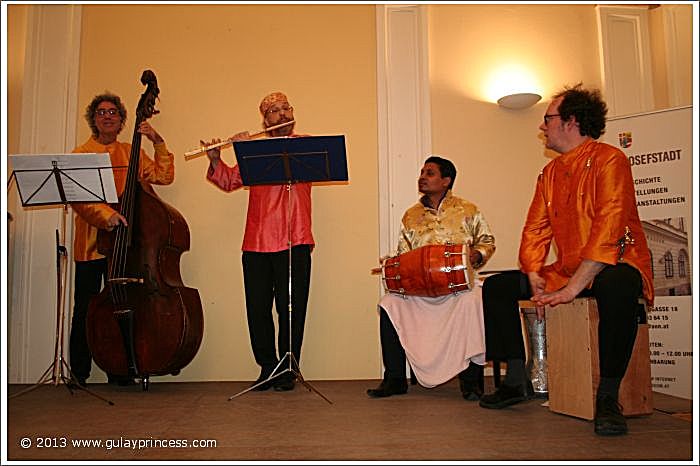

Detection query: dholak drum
xmin=380 ymin=243 xmax=474 ymax=297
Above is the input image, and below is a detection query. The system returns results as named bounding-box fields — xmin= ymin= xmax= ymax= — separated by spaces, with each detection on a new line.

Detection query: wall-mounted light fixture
xmin=497 ymin=92 xmax=542 ymax=110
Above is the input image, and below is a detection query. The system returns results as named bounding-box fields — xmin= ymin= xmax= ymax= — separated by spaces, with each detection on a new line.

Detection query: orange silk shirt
xmin=519 ymin=138 xmax=654 ymax=305
xmin=206 ymin=136 xmax=314 ymax=253
xmin=70 ymin=137 xmax=175 ymax=262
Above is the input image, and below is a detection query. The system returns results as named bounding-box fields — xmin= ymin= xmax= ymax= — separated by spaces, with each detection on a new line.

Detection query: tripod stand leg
xmin=227 ymin=359 xmax=288 ymax=401
xmin=61 ymin=359 xmax=115 ymax=406
xmin=286 ymin=352 xmax=333 ymax=404
xmin=296 ymin=379 xmax=333 ymax=404
xmin=10 ymin=227 xmax=114 ymax=406
xmin=8 ymin=363 xmax=54 ymax=399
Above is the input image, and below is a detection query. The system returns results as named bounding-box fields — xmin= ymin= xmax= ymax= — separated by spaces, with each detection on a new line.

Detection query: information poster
xmin=603 ymin=106 xmax=693 ymax=400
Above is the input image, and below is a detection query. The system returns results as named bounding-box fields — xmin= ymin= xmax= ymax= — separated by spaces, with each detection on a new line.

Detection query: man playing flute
xmin=202 ymin=92 xmax=313 ymax=392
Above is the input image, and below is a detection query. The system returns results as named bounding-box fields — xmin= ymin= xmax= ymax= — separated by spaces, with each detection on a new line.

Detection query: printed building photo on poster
xmin=642 ymin=217 xmax=692 ymax=297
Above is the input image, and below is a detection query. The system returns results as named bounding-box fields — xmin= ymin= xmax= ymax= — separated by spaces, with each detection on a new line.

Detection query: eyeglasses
xmin=543 ymin=113 xmax=561 ymax=124
xmin=96 ymin=108 xmax=119 ymax=117
xmin=266 ymin=105 xmax=293 ymax=115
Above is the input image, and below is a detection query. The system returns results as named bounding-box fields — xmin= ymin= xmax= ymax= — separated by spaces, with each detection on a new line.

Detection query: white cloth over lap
xmin=378 ymin=282 xmax=486 ymax=388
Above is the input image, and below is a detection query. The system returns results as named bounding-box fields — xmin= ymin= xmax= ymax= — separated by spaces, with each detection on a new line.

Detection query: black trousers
xmin=242 ymin=245 xmax=311 ymax=371
xmin=482 ymin=264 xmax=643 ymax=378
xmin=69 ymin=258 xmax=107 ymax=379
xmin=378 ymin=307 xmax=407 ymax=379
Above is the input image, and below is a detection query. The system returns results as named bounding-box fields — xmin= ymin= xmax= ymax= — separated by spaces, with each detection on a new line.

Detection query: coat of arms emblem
xmin=618 ymin=131 xmax=632 ymax=148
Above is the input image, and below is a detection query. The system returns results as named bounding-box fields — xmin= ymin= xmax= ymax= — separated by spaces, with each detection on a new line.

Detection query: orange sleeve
xmin=580 ymin=151 xmax=636 ymax=265
xmin=519 ymin=171 xmax=553 ymax=273
xmin=138 ymin=142 xmax=174 ymax=185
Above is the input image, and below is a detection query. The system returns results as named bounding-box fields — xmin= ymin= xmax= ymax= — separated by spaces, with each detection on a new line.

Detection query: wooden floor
xmin=6 ymin=378 xmax=694 ymax=462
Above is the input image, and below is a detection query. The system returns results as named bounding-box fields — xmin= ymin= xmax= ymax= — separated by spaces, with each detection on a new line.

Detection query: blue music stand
xmin=233 ymin=135 xmax=348 ymax=185
xmin=228 ymin=135 xmax=347 ymax=404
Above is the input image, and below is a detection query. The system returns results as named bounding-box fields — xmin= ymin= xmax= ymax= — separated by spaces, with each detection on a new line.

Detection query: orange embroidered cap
xmin=259 ymin=92 xmax=289 ymax=116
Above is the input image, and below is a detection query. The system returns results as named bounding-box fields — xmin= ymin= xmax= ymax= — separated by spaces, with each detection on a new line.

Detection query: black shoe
xmin=479 ymin=382 xmax=533 ymax=409
xmin=594 ymin=395 xmax=628 ymax=436
xmin=67 ymin=377 xmax=87 ymax=389
xmin=459 ymin=380 xmax=484 ymax=401
xmin=71 ymin=374 xmax=88 ymax=387
xmin=250 ymin=368 xmax=275 ymax=391
xmin=458 ymin=365 xmax=484 ymax=401
xmin=367 ymin=378 xmax=408 ymax=398
xmin=273 ymin=374 xmax=296 ymax=392
xmin=250 ymin=378 xmax=273 ymax=391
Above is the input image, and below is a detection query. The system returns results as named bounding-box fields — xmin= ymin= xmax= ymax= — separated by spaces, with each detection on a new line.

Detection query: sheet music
xmin=9 ymin=153 xmax=118 ymax=205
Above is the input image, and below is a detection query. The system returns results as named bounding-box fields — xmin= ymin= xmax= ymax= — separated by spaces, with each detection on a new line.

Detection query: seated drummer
xmin=478 ymin=85 xmax=653 ymax=437
xmin=367 ymin=155 xmax=496 ymax=400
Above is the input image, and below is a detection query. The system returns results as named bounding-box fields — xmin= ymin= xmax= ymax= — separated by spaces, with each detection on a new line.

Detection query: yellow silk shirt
xmin=397 ymin=190 xmax=495 ymax=269
xmin=70 ymin=137 xmax=175 ymax=262
xmin=519 ymin=138 xmax=654 ymax=305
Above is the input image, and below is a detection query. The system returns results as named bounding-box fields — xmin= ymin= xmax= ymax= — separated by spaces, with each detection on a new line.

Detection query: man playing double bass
xmin=368 ymin=156 xmax=496 ymax=400
xmin=69 ymin=93 xmax=174 ymax=387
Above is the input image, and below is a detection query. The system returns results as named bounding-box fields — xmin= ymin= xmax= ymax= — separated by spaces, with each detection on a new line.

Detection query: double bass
xmin=87 ymin=70 xmax=203 ymax=390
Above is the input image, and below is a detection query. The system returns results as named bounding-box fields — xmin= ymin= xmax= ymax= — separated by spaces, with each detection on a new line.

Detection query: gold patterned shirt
xmin=397 ymin=190 xmax=495 ymax=269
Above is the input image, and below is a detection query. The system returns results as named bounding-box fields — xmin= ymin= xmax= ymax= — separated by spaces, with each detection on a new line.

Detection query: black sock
xmin=503 ymin=359 xmax=527 ymax=386
xmin=597 ymin=377 xmax=622 ymax=401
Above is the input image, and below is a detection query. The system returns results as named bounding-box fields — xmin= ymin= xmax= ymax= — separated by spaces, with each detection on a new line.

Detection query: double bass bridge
xmin=108 ymin=277 xmax=144 ymax=285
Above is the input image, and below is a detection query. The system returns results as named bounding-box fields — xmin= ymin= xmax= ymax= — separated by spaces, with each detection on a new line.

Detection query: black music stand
xmin=8 ymin=153 xmax=117 ymax=406
xmin=227 ymin=135 xmax=348 ymax=404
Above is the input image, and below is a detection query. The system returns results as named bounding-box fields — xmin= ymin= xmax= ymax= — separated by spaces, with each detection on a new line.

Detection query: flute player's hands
xmin=228 ymin=131 xmax=250 ymax=142
xmin=201 ymin=138 xmax=222 ymax=169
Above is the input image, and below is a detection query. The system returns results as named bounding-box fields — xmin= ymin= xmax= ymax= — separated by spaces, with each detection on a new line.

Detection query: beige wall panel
xmin=7 ymin=5 xmax=28 ymax=156
xmin=659 ymin=4 xmax=693 ymax=107
xmin=596 ymin=5 xmax=655 ymax=116
xmin=6 ymin=5 xmax=29 ymax=371
xmin=6 ymin=4 xmax=81 ymax=383
xmin=428 ymin=4 xmax=602 ymax=272
xmin=77 ymin=4 xmax=379 ymax=382
xmin=649 ymin=7 xmax=670 ymax=109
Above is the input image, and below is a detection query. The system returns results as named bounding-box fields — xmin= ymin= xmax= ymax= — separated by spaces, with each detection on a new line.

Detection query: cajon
xmin=545 ymin=297 xmax=653 ymax=420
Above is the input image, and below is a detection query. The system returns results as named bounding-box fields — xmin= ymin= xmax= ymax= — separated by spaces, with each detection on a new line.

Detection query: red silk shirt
xmin=519 ymin=138 xmax=654 ymax=305
xmin=70 ymin=137 xmax=175 ymax=262
xmin=206 ymin=138 xmax=314 ymax=253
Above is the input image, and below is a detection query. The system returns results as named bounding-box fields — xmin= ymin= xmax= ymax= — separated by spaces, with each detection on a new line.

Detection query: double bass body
xmin=86 ymin=71 xmax=203 ymax=389
xmin=88 ymin=183 xmax=203 ymax=385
